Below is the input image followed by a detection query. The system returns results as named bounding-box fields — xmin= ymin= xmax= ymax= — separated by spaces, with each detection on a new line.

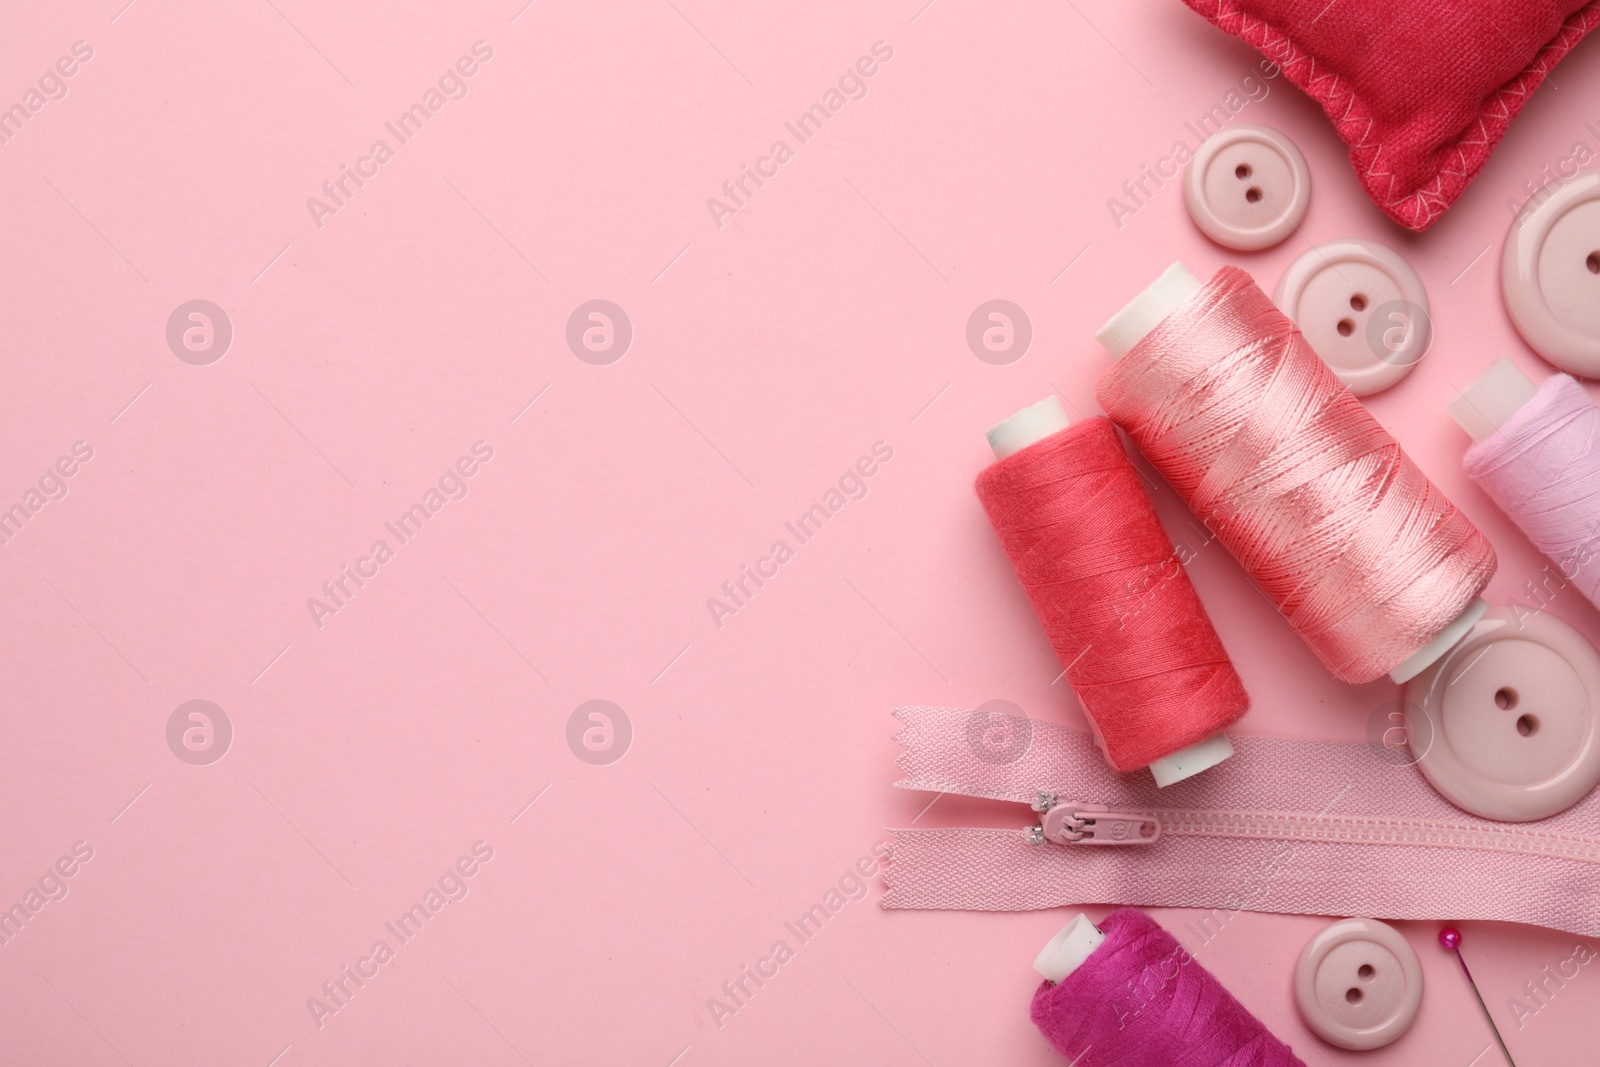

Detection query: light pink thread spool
xmin=1095 ymin=264 xmax=1600 ymax=822
xmin=1096 ymin=262 xmax=1491 ymax=684
xmin=1450 ymin=357 xmax=1600 ymax=612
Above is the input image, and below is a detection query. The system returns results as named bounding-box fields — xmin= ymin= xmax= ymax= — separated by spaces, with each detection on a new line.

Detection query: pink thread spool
xmin=1031 ymin=909 xmax=1305 ymax=1066
xmin=1095 ymin=262 xmax=1495 ymax=685
xmin=1450 ymin=357 xmax=1600 ymax=613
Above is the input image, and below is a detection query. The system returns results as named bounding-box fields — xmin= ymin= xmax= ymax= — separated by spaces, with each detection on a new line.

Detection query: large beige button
xmin=1274 ymin=239 xmax=1431 ymax=395
xmin=1502 ymin=170 xmax=1600 ymax=376
xmin=1403 ymin=606 xmax=1600 ymax=821
xmin=1294 ymin=918 xmax=1422 ymax=1050
xmin=1183 ymin=124 xmax=1310 ymax=250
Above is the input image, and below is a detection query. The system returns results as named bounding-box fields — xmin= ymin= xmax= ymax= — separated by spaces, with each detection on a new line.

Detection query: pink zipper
xmin=884 ymin=706 xmax=1600 ymax=934
xmin=1004 ymin=791 xmax=1600 ymax=863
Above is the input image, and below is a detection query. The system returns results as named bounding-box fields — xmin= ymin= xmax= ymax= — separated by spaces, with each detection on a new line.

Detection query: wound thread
xmin=1097 ymin=267 xmax=1496 ymax=683
xmin=975 ymin=417 xmax=1248 ymax=772
xmin=1465 ymin=374 xmax=1600 ymax=611
xmin=1031 ymin=909 xmax=1305 ymax=1067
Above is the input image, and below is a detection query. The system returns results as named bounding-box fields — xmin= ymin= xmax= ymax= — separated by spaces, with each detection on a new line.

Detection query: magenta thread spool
xmin=1030 ymin=909 xmax=1305 ymax=1066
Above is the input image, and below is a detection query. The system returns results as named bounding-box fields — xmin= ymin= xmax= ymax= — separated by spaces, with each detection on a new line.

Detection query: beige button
xmin=1294 ymin=918 xmax=1422 ymax=1050
xmin=1403 ymin=606 xmax=1600 ymax=821
xmin=1183 ymin=124 xmax=1310 ymax=250
xmin=1502 ymin=170 xmax=1600 ymax=376
xmin=1275 ymin=239 xmax=1432 ymax=395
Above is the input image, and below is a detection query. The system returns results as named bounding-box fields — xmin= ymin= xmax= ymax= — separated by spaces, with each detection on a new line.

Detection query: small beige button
xmin=1294 ymin=917 xmax=1422 ymax=1050
xmin=1183 ymin=124 xmax=1310 ymax=250
xmin=1502 ymin=170 xmax=1600 ymax=376
xmin=1403 ymin=606 xmax=1600 ymax=821
xmin=1274 ymin=239 xmax=1431 ymax=395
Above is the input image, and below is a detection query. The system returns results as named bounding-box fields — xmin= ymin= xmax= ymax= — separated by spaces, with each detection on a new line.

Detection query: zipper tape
xmin=883 ymin=707 xmax=1600 ymax=936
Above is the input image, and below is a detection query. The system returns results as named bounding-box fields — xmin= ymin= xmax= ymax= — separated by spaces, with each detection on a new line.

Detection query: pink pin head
xmin=1439 ymin=927 xmax=1462 ymax=951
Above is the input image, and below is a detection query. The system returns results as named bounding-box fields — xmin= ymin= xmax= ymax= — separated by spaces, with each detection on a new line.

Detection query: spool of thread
xmin=1031 ymin=909 xmax=1305 ymax=1066
xmin=976 ymin=399 xmax=1249 ymax=785
xmin=1451 ymin=357 xmax=1600 ymax=614
xmin=1095 ymin=263 xmax=1496 ymax=684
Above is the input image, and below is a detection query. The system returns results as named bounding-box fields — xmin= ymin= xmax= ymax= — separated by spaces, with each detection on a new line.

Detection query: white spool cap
xmin=1096 ymin=262 xmax=1203 ymax=359
xmin=986 ymin=396 xmax=1071 ymax=459
xmin=1446 ymin=357 xmax=1539 ymax=443
xmin=986 ymin=396 xmax=1233 ymax=786
xmin=1147 ymin=731 xmax=1234 ymax=786
xmin=1389 ymin=599 xmax=1489 ymax=683
xmin=1100 ymin=262 xmax=1490 ymax=685
xmin=1034 ymin=913 xmax=1107 ymax=982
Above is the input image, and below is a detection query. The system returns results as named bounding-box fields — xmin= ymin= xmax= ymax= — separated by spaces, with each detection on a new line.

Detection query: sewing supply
xmin=1403 ymin=605 xmax=1600 ymax=821
xmin=1183 ymin=123 xmax=1310 ymax=251
xmin=1501 ymin=169 xmax=1600 ymax=377
xmin=977 ymin=399 xmax=1249 ymax=784
xmin=1439 ymin=927 xmax=1517 ymax=1066
xmin=888 ymin=705 xmax=1600 ymax=935
xmin=1179 ymin=0 xmax=1600 ymax=232
xmin=1293 ymin=917 xmax=1422 ymax=1050
xmin=1031 ymin=908 xmax=1305 ymax=1066
xmin=1274 ymin=238 xmax=1431 ymax=395
xmin=1095 ymin=262 xmax=1496 ymax=684
xmin=1450 ymin=358 xmax=1600 ymax=613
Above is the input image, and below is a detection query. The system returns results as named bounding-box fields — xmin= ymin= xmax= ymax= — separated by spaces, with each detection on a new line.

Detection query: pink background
xmin=3 ymin=1 xmax=1599 ymax=1063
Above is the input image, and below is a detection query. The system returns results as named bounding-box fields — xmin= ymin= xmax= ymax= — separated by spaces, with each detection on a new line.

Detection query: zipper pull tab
xmin=1028 ymin=803 xmax=1161 ymax=846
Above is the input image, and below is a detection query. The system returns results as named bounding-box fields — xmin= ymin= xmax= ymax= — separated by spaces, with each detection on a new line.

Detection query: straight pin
xmin=1440 ymin=927 xmax=1516 ymax=1066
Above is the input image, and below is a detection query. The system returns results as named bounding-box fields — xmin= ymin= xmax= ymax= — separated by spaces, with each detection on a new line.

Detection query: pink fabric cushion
xmin=1181 ymin=0 xmax=1600 ymax=230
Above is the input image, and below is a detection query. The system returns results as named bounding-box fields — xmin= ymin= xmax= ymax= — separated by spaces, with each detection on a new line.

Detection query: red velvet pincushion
xmin=1182 ymin=0 xmax=1600 ymax=230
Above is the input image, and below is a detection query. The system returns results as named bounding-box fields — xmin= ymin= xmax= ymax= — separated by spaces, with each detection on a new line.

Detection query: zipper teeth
xmin=896 ymin=778 xmax=1600 ymax=864
xmin=1153 ymin=809 xmax=1600 ymax=864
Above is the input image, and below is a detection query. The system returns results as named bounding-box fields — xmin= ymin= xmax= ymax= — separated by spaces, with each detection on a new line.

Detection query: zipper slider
xmin=1026 ymin=803 xmax=1161 ymax=846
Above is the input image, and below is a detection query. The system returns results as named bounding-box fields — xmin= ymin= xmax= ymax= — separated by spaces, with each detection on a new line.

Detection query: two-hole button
xmin=1403 ymin=606 xmax=1600 ymax=821
xmin=1294 ymin=917 xmax=1423 ymax=1050
xmin=1503 ymin=171 xmax=1600 ymax=377
xmin=1183 ymin=124 xmax=1311 ymax=251
xmin=1275 ymin=240 xmax=1431 ymax=395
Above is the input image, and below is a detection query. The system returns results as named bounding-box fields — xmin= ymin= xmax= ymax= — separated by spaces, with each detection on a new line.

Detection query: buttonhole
xmin=1350 ymin=294 xmax=1367 ymax=311
xmin=1346 ymin=988 xmax=1363 ymax=1004
xmin=1245 ymin=187 xmax=1262 ymax=203
xmin=1495 ymin=687 xmax=1517 ymax=710
xmin=1358 ymin=964 xmax=1375 ymax=981
xmin=1517 ymin=714 xmax=1539 ymax=737
xmin=1236 ymin=163 xmax=1252 ymax=180
xmin=1587 ymin=252 xmax=1599 ymax=274
xmin=1337 ymin=319 xmax=1355 ymax=337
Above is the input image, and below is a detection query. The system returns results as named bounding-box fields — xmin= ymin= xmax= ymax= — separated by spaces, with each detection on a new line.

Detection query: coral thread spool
xmin=1031 ymin=909 xmax=1306 ymax=1066
xmin=978 ymin=398 xmax=1249 ymax=785
xmin=1095 ymin=263 xmax=1495 ymax=684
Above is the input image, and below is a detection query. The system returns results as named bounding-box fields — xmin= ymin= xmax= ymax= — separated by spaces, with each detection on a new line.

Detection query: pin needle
xmin=1440 ymin=927 xmax=1516 ymax=1067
